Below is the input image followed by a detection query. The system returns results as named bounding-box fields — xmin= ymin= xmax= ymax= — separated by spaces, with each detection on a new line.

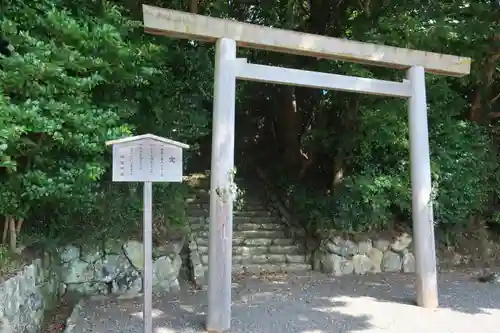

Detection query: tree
xmin=1 ymin=0 xmax=499 ymax=250
xmin=221 ymin=0 xmax=500 ymax=234
xmin=0 ymin=0 xmax=216 ymax=250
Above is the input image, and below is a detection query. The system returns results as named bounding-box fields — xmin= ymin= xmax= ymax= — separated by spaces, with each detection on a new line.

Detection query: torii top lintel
xmin=142 ymin=4 xmax=471 ymax=77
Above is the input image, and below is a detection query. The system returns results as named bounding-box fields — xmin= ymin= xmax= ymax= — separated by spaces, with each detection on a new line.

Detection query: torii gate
xmin=142 ymin=4 xmax=471 ymax=332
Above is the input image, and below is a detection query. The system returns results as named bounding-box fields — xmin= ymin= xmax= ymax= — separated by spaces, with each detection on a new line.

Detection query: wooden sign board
xmin=106 ymin=134 xmax=189 ymax=333
xmin=106 ymin=134 xmax=189 ymax=183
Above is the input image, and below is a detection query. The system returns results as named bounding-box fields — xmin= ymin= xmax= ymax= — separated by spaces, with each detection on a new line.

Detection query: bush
xmin=273 ymin=76 xmax=497 ymax=234
xmin=25 ymin=181 xmax=190 ymax=247
xmin=0 ymin=245 xmax=21 ymax=277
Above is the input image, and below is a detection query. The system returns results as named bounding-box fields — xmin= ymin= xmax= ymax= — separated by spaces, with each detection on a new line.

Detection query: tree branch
xmin=490 ymin=91 xmax=500 ymax=105
xmin=487 ymin=111 xmax=500 ymax=119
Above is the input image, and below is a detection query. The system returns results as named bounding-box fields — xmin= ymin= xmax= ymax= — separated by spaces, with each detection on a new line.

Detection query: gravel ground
xmin=40 ymin=294 xmax=76 ymax=333
xmin=69 ymin=270 xmax=500 ymax=333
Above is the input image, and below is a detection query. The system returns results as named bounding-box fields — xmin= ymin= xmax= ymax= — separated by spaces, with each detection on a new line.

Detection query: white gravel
xmin=68 ymin=270 xmax=500 ymax=333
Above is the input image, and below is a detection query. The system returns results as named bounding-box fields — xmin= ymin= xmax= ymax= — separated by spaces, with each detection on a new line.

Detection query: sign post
xmin=143 ymin=180 xmax=153 ymax=331
xmin=106 ymin=134 xmax=189 ymax=333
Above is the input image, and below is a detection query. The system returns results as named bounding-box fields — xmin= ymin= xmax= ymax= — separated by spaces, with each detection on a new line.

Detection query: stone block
xmin=325 ymin=237 xmax=358 ymax=257
xmin=382 ymin=251 xmax=402 ymax=272
xmin=391 ymin=233 xmax=412 ymax=253
xmin=353 ymin=254 xmax=373 ymax=275
xmin=402 ymin=252 xmax=416 ymax=273
xmin=58 ymin=245 xmax=80 ymax=263
xmin=123 ymin=240 xmax=144 ymax=271
xmin=357 ymin=240 xmax=373 ymax=255
xmin=373 ymin=239 xmax=390 ymax=252
xmin=368 ymin=248 xmax=383 ymax=273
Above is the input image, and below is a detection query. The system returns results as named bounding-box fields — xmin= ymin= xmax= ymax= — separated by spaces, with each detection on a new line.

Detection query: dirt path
xmin=66 ymin=270 xmax=500 ymax=333
xmin=40 ymin=294 xmax=76 ymax=333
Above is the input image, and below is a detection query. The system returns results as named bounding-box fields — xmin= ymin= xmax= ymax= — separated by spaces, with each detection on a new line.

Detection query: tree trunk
xmin=16 ymin=218 xmax=23 ymax=234
xmin=332 ymin=98 xmax=359 ymax=189
xmin=9 ymin=216 xmax=16 ymax=252
xmin=189 ymin=0 xmax=199 ymax=13
xmin=470 ymin=36 xmax=500 ymax=121
xmin=468 ymin=34 xmax=499 ymax=267
xmin=2 ymin=216 xmax=8 ymax=244
xmin=1 ymin=216 xmax=22 ymax=252
xmin=277 ymin=86 xmax=304 ymax=173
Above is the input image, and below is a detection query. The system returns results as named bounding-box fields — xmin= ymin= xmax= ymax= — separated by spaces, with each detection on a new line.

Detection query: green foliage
xmin=0 ymin=0 xmax=138 ymax=224
xmin=277 ymin=76 xmax=496 ymax=233
xmin=0 ymin=0 xmax=499 ymax=246
xmin=0 ymin=0 xmax=211 ymax=245
xmin=26 ymin=182 xmax=190 ymax=247
xmin=0 ymin=245 xmax=21 ymax=276
xmin=251 ymin=0 xmax=500 ymax=235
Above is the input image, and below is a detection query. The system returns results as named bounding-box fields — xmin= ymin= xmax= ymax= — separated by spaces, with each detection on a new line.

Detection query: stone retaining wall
xmin=0 ymin=258 xmax=61 ymax=333
xmin=58 ymin=238 xmax=185 ymax=297
xmin=313 ymin=233 xmax=416 ymax=275
xmin=0 ymin=238 xmax=185 ymax=333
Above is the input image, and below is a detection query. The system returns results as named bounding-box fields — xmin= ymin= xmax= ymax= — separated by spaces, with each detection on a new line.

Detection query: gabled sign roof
xmin=105 ymin=133 xmax=190 ymax=149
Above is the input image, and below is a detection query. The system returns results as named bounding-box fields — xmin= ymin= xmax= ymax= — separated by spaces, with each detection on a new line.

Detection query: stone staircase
xmin=185 ymin=175 xmax=311 ymax=284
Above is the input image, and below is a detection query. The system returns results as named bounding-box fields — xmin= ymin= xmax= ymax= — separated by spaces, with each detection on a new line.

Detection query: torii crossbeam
xmin=142 ymin=4 xmax=471 ymax=333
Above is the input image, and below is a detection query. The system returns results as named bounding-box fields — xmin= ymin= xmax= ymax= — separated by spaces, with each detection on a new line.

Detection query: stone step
xmin=187 ymin=209 xmax=209 ymax=217
xmin=187 ymin=204 xmax=270 ymax=216
xmin=188 ymin=216 xmax=207 ymax=221
xmin=202 ymin=263 xmax=312 ymax=274
xmin=236 ymin=209 xmax=270 ymax=216
xmin=235 ymin=222 xmax=283 ymax=231
xmin=188 ymin=215 xmax=279 ymax=224
xmin=237 ymin=254 xmax=308 ymax=264
xmin=196 ymin=244 xmax=306 ymax=256
xmin=188 ymin=219 xmax=283 ymax=232
xmin=187 ymin=202 xmax=266 ymax=211
xmin=186 ymin=197 xmax=205 ymax=203
xmin=197 ymin=229 xmax=287 ymax=239
xmin=187 ymin=181 xmax=210 ymax=189
xmin=199 ymin=253 xmax=308 ymax=266
xmin=186 ymin=176 xmax=249 ymax=188
xmin=189 ymin=222 xmax=286 ymax=234
xmin=187 ymin=191 xmax=263 ymax=205
xmin=187 ymin=217 xmax=208 ymax=227
xmin=187 ymin=199 xmax=264 ymax=206
xmin=234 ymin=263 xmax=312 ymax=274
xmin=196 ymin=237 xmax=295 ymax=247
xmin=236 ymin=229 xmax=287 ymax=238
xmin=189 ymin=221 xmax=285 ymax=233
xmin=187 ymin=208 xmax=270 ymax=217
xmin=238 ymin=216 xmax=281 ymax=224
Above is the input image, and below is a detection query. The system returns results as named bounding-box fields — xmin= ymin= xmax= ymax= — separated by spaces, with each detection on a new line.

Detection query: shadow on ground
xmin=72 ymin=270 xmax=500 ymax=333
